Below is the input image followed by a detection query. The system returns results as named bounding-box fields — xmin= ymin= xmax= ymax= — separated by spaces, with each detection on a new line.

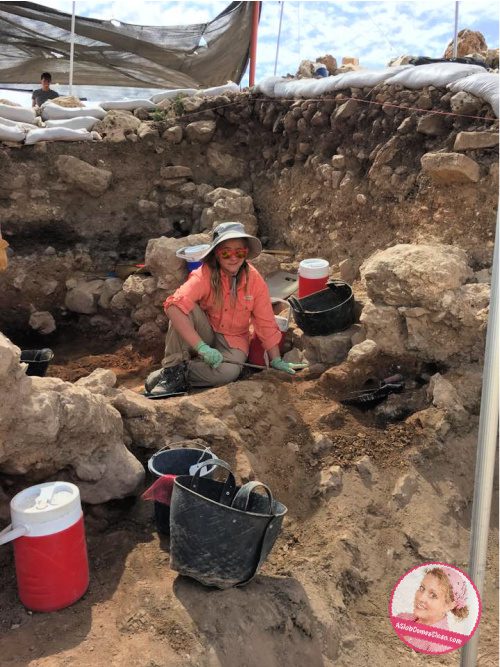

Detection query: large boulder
xmin=56 ymin=155 xmax=113 ymax=197
xmin=0 ymin=335 xmax=144 ymax=504
xmin=420 ymin=152 xmax=480 ymax=184
xmin=145 ymin=232 xmax=210 ymax=286
xmin=93 ymin=110 xmax=141 ymax=142
xmin=359 ymin=245 xmax=489 ymax=362
xmin=360 ymin=244 xmax=472 ymax=308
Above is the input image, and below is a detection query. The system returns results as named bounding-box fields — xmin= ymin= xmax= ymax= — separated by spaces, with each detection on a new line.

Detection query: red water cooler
xmin=298 ymin=258 xmax=330 ymax=297
xmin=0 ymin=481 xmax=89 ymax=612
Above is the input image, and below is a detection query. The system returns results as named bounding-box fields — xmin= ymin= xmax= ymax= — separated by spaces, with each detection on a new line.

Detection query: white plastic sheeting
xmin=44 ymin=116 xmax=100 ymax=131
xmin=41 ymin=104 xmax=106 ymax=121
xmin=0 ymin=103 xmax=37 ymax=123
xmin=0 ymin=122 xmax=26 ymax=142
xmin=383 ymin=62 xmax=486 ymax=89
xmin=448 ymin=73 xmax=499 ymax=118
xmin=24 ymin=127 xmax=97 ymax=144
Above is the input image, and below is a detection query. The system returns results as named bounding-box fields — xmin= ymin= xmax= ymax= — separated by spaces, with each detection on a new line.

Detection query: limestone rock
xmin=427 ymin=373 xmax=468 ymax=422
xmin=297 ymin=326 xmax=354 ymax=366
xmin=392 ymin=473 xmax=419 ymax=509
xmin=420 ymin=152 xmax=480 ymax=184
xmin=339 ymin=258 xmax=357 ymax=284
xmin=443 ymin=29 xmax=487 ymax=59
xmin=56 ymin=155 xmax=113 ymax=197
xmin=346 ymin=340 xmax=378 ymax=366
xmin=359 ymin=302 xmax=407 ymax=356
xmin=160 ymin=165 xmax=192 ymax=179
xmin=333 ymin=99 xmax=358 ymax=121
xmin=450 ymin=91 xmax=482 ymax=116
xmin=75 ymin=368 xmax=117 ymax=394
xmin=185 ymin=120 xmax=216 ymax=144
xmin=65 ymin=279 xmax=104 ymax=314
xmin=29 ymin=310 xmax=56 ymax=335
xmin=453 ymin=131 xmax=499 ymax=151
xmin=416 ymin=114 xmax=448 ymax=136
xmin=204 ymin=187 xmax=245 ymax=204
xmin=98 ymin=277 xmax=124 ymax=309
xmin=138 ymin=199 xmax=159 ymax=220
xmin=122 ymin=274 xmax=156 ymax=305
xmin=162 ymin=125 xmax=183 ymax=143
xmin=0 ymin=334 xmax=143 ymax=504
xmin=206 ymin=144 xmax=246 ymax=180
xmin=355 ymin=455 xmax=377 ymax=483
xmin=145 ymin=232 xmax=210 ymax=283
xmin=360 ymin=244 xmax=472 ymax=308
xmin=137 ymin=122 xmax=159 ymax=140
xmin=316 ymin=54 xmax=337 ymax=75
xmin=93 ymin=110 xmax=141 ymax=142
xmin=317 ymin=465 xmax=343 ymax=495
xmin=312 ymin=432 xmax=334 ymax=455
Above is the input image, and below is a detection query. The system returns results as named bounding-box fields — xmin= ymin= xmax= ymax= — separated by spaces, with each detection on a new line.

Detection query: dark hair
xmin=41 ymin=72 xmax=52 ymax=81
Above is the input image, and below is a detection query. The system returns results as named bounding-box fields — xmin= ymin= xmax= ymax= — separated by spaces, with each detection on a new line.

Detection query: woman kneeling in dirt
xmin=145 ymin=222 xmax=307 ymax=397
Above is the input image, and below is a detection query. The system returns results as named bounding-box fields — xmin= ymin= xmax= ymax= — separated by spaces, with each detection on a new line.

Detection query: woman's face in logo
xmin=413 ymin=573 xmax=455 ymax=625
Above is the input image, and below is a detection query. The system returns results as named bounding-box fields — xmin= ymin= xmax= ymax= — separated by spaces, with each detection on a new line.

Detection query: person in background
xmin=144 ymin=222 xmax=307 ymax=397
xmin=32 ymin=72 xmax=59 ymax=107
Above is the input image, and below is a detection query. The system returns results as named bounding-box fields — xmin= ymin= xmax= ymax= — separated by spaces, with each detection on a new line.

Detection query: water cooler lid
xmin=10 ymin=482 xmax=82 ymax=532
xmin=298 ymin=258 xmax=329 ymax=278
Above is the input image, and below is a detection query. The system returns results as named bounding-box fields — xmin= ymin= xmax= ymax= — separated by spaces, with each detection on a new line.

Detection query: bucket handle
xmin=288 ymin=295 xmax=304 ymax=314
xmin=231 ymin=481 xmax=274 ymax=514
xmin=0 ymin=524 xmax=28 ymax=546
xmin=190 ymin=458 xmax=236 ymax=507
xmin=271 ymin=298 xmax=292 ymax=329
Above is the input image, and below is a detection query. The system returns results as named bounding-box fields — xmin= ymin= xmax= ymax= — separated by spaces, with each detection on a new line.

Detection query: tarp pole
xmin=249 ymin=1 xmax=260 ymax=86
xmin=453 ymin=1 xmax=459 ymax=58
xmin=460 ymin=211 xmax=499 ymax=667
xmin=69 ymin=1 xmax=76 ymax=94
xmin=273 ymin=2 xmax=284 ymax=76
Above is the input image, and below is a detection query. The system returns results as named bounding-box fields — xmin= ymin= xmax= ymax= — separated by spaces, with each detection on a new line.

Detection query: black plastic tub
xmin=20 ymin=349 xmax=54 ymax=377
xmin=288 ymin=280 xmax=355 ymax=336
xmin=147 ymin=447 xmax=216 ymax=534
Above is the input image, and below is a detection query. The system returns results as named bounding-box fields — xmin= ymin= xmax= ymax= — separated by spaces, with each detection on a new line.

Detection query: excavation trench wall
xmin=0 ymin=85 xmax=497 ymax=341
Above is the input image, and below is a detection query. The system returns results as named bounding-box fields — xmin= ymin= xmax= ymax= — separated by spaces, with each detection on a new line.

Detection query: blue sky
xmin=4 ymin=1 xmax=500 ymax=92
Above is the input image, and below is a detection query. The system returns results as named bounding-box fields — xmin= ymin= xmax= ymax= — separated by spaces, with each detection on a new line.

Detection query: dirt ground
xmin=0 ymin=343 xmax=497 ymax=667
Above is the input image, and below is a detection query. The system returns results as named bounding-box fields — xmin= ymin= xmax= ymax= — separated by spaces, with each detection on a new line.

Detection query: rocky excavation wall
xmin=0 ymin=80 xmax=497 ymax=501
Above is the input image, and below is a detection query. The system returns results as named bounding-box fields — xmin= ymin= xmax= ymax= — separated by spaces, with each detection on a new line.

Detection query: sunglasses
xmin=215 ymin=247 xmax=249 ymax=260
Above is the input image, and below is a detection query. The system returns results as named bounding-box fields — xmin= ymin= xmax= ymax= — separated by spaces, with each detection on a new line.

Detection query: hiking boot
xmin=144 ymin=362 xmax=189 ymax=398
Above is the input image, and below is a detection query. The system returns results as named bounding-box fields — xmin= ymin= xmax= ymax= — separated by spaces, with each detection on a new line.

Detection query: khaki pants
xmin=162 ymin=304 xmax=247 ymax=387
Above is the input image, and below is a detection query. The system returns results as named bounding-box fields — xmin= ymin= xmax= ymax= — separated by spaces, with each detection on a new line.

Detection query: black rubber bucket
xmin=147 ymin=446 xmax=216 ymax=534
xmin=20 ymin=349 xmax=54 ymax=377
xmin=170 ymin=459 xmax=287 ymax=589
xmin=288 ymin=280 xmax=355 ymax=336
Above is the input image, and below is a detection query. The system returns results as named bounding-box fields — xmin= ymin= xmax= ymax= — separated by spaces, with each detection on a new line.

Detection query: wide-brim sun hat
xmin=197 ymin=222 xmax=262 ymax=261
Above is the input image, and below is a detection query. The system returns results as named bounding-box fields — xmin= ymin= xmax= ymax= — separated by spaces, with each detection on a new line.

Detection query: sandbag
xmin=0 ymin=103 xmax=37 ymax=124
xmin=448 ymin=73 xmax=499 ymax=118
xmin=194 ymin=82 xmax=239 ymax=97
xmin=331 ymin=65 xmax=414 ymax=90
xmin=41 ymin=104 xmax=106 ymax=121
xmin=25 ymin=127 xmax=96 ymax=144
xmin=384 ymin=62 xmax=486 ymax=89
xmin=150 ymin=88 xmax=198 ymax=104
xmin=170 ymin=459 xmax=287 ymax=589
xmin=99 ymin=99 xmax=158 ymax=111
xmin=44 ymin=116 xmax=100 ymax=131
xmin=0 ymin=123 xmax=26 ymax=142
xmin=0 ymin=116 xmax=40 ymax=130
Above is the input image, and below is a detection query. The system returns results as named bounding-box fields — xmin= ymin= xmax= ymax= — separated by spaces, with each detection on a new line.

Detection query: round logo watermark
xmin=389 ymin=562 xmax=482 ymax=654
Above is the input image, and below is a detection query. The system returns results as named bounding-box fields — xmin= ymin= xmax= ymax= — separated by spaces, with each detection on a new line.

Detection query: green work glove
xmin=195 ymin=341 xmax=224 ymax=368
xmin=270 ymin=357 xmax=309 ymax=375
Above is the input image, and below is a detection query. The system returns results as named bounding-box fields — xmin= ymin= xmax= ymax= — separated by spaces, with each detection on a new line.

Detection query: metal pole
xmin=460 ymin=212 xmax=499 ymax=667
xmin=69 ymin=1 xmax=76 ymax=94
xmin=273 ymin=2 xmax=284 ymax=76
xmin=452 ymin=1 xmax=460 ymax=58
xmin=249 ymin=1 xmax=260 ymax=87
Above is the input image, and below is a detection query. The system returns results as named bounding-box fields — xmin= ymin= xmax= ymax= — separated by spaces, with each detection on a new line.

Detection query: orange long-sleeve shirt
xmin=163 ymin=263 xmax=282 ymax=354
